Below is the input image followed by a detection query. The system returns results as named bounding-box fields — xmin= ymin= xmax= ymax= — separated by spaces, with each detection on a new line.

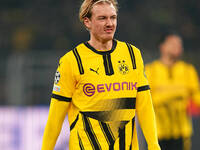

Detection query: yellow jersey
xmin=42 ymin=40 xmax=160 ymax=150
xmin=145 ymin=60 xmax=200 ymax=140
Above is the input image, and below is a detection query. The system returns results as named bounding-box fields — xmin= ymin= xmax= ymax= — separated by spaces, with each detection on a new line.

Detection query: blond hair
xmin=79 ymin=0 xmax=118 ymax=23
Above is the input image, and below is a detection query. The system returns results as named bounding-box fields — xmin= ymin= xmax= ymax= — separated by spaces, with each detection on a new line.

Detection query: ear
xmin=83 ymin=17 xmax=91 ymax=30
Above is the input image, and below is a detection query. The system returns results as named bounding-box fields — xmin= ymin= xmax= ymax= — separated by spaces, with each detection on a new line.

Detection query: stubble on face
xmin=89 ymin=3 xmax=117 ymax=43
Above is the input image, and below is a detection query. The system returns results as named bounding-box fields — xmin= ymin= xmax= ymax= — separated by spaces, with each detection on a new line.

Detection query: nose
xmin=106 ymin=18 xmax=113 ymax=26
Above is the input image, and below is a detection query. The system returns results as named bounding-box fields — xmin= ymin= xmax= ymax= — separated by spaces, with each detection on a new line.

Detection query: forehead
xmin=91 ymin=2 xmax=117 ymax=17
xmin=165 ymin=35 xmax=182 ymax=43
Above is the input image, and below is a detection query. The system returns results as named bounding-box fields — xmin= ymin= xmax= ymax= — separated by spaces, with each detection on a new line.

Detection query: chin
xmin=102 ymin=35 xmax=114 ymax=42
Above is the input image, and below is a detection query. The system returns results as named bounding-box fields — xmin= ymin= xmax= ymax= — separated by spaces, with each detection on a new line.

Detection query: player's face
xmin=84 ymin=3 xmax=117 ymax=42
xmin=160 ymin=35 xmax=183 ymax=60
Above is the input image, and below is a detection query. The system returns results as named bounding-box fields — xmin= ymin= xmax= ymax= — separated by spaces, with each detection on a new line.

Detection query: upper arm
xmin=52 ymin=54 xmax=76 ymax=103
xmin=133 ymin=47 xmax=150 ymax=91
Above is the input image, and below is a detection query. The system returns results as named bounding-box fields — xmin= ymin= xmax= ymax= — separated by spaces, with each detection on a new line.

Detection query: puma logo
xmin=90 ymin=68 xmax=99 ymax=75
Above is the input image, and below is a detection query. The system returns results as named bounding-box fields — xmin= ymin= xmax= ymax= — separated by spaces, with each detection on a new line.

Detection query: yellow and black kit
xmin=42 ymin=40 xmax=160 ymax=150
xmin=145 ymin=60 xmax=200 ymax=140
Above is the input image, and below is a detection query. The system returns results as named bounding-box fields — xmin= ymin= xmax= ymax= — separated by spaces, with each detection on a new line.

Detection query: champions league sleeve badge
xmin=54 ymin=71 xmax=61 ymax=84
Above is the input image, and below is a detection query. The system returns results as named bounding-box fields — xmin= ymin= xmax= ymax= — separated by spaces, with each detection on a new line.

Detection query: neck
xmin=88 ymin=38 xmax=113 ymax=51
xmin=160 ymin=55 xmax=177 ymax=67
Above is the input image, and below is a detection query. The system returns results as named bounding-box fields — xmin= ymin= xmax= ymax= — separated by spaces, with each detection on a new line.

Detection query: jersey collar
xmin=84 ymin=39 xmax=117 ymax=55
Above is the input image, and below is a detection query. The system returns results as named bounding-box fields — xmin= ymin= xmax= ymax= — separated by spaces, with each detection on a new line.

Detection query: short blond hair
xmin=79 ymin=0 xmax=118 ymax=23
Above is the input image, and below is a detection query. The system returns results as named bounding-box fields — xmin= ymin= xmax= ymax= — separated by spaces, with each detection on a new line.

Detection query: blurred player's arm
xmin=41 ymin=99 xmax=70 ymax=150
xmin=188 ymin=65 xmax=200 ymax=106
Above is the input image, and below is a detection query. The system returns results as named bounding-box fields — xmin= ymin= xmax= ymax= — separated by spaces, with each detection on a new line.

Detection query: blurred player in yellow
xmin=145 ymin=31 xmax=200 ymax=150
xmin=42 ymin=0 xmax=160 ymax=149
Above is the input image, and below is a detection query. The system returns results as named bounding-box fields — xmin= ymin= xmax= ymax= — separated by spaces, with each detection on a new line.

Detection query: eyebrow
xmin=97 ymin=14 xmax=117 ymax=18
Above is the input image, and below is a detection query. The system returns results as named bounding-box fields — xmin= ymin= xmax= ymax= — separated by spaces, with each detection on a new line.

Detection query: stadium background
xmin=0 ymin=0 xmax=200 ymax=149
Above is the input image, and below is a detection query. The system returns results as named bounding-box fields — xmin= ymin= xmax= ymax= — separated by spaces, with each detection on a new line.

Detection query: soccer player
xmin=42 ymin=0 xmax=160 ymax=149
xmin=145 ymin=31 xmax=200 ymax=150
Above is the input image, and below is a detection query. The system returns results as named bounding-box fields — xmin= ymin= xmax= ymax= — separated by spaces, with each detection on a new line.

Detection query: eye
xmin=111 ymin=15 xmax=117 ymax=20
xmin=98 ymin=16 xmax=106 ymax=20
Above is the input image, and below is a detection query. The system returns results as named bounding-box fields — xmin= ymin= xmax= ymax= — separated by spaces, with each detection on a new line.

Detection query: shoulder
xmin=145 ymin=60 xmax=160 ymax=70
xmin=117 ymin=40 xmax=140 ymax=51
xmin=59 ymin=43 xmax=85 ymax=63
xmin=59 ymin=50 xmax=73 ymax=64
xmin=177 ymin=61 xmax=199 ymax=79
xmin=177 ymin=60 xmax=197 ymax=71
xmin=147 ymin=60 xmax=160 ymax=66
xmin=117 ymin=40 xmax=142 ymax=58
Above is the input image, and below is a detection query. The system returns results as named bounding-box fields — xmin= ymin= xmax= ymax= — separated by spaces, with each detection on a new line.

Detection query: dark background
xmin=1 ymin=0 xmax=200 ymax=55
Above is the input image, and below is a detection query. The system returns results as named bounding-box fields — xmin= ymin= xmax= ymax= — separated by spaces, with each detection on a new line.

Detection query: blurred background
xmin=0 ymin=0 xmax=200 ymax=149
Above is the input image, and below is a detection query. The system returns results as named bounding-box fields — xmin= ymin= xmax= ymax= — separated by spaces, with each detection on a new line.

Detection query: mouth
xmin=105 ymin=28 xmax=113 ymax=33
